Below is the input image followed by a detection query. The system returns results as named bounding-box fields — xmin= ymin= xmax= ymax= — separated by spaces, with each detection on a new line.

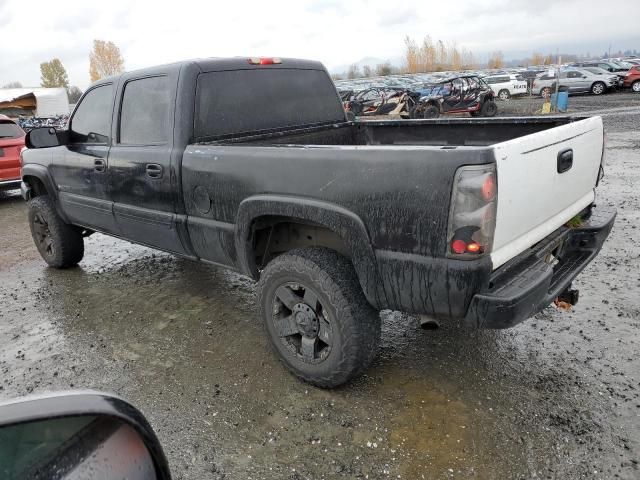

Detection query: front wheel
xmin=632 ymin=81 xmax=640 ymax=93
xmin=258 ymin=247 xmax=381 ymax=388
xmin=28 ymin=196 xmax=84 ymax=268
xmin=481 ymin=100 xmax=498 ymax=117
xmin=591 ymin=81 xmax=606 ymax=95
xmin=423 ymin=105 xmax=440 ymax=118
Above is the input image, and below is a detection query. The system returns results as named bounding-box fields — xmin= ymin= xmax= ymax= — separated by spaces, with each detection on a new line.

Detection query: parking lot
xmin=1 ymin=91 xmax=639 ymax=479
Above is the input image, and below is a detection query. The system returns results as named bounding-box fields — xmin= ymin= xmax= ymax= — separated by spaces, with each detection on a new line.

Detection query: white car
xmin=483 ymin=74 xmax=528 ymax=100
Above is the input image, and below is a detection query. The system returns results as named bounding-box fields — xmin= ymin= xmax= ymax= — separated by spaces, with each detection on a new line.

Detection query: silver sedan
xmin=531 ymin=69 xmax=615 ymax=97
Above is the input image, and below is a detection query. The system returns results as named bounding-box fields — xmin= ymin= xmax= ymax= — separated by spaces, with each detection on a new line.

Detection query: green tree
xmin=40 ymin=59 xmax=69 ymax=88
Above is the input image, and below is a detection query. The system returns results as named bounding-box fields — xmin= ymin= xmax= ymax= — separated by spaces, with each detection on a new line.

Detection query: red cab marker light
xmin=451 ymin=239 xmax=467 ymax=254
xmin=248 ymin=57 xmax=282 ymax=65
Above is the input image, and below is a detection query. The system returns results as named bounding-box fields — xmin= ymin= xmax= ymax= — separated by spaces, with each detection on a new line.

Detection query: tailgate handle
xmin=557 ymin=148 xmax=573 ymax=173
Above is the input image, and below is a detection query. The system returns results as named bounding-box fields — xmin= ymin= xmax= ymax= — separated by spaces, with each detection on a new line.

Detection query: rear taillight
xmin=248 ymin=57 xmax=282 ymax=65
xmin=447 ymin=164 xmax=497 ymax=257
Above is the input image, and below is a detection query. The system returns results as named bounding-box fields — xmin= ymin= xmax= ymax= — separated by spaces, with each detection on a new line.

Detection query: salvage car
xmin=623 ymin=65 xmax=640 ymax=92
xmin=410 ymin=75 xmax=498 ymax=118
xmin=532 ymin=69 xmax=614 ymax=97
xmin=20 ymin=57 xmax=615 ymax=387
xmin=482 ymin=74 xmax=528 ymax=100
xmin=0 ymin=115 xmax=25 ymax=192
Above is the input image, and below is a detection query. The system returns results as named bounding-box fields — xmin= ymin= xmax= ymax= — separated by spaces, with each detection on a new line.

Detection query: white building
xmin=0 ymin=87 xmax=70 ymax=117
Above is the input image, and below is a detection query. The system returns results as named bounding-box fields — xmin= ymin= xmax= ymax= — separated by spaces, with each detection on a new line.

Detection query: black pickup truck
xmin=21 ymin=57 xmax=615 ymax=387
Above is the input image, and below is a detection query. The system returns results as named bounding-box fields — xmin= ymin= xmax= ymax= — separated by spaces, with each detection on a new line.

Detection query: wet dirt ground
xmin=1 ymin=93 xmax=639 ymax=479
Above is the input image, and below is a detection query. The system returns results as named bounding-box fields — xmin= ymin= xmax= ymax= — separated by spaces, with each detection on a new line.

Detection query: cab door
xmin=108 ymin=70 xmax=188 ymax=254
xmin=51 ymin=83 xmax=119 ymax=233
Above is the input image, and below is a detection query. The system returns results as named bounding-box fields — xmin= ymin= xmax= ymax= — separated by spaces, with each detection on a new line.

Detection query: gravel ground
xmin=0 ymin=92 xmax=639 ymax=479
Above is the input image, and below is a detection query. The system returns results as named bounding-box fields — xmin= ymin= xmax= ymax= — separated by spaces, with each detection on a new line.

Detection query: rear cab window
xmin=0 ymin=121 xmax=24 ymax=139
xmin=119 ymin=76 xmax=170 ymax=145
xmin=194 ymin=68 xmax=345 ymax=141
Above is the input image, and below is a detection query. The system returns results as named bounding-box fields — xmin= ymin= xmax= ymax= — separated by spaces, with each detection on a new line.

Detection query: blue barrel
xmin=551 ymin=87 xmax=569 ymax=112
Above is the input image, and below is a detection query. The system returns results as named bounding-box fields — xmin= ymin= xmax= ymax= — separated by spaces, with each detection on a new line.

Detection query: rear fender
xmin=236 ymin=195 xmax=385 ymax=308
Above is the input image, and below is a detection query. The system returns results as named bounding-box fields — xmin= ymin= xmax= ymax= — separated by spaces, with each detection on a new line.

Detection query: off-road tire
xmin=258 ymin=247 xmax=381 ymax=388
xmin=631 ymin=80 xmax=640 ymax=93
xmin=481 ymin=100 xmax=498 ymax=117
xmin=423 ymin=105 xmax=440 ymax=119
xmin=28 ymin=196 xmax=84 ymax=268
xmin=591 ymin=81 xmax=606 ymax=95
xmin=497 ymin=89 xmax=510 ymax=100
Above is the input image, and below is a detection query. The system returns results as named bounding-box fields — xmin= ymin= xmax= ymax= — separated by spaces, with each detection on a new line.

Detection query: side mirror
xmin=25 ymin=127 xmax=67 ymax=149
xmin=0 ymin=391 xmax=171 ymax=480
xmin=582 ymin=75 xmax=588 ymax=78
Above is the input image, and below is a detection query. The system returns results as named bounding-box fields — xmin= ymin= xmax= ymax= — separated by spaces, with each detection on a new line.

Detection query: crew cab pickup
xmin=21 ymin=57 xmax=615 ymax=387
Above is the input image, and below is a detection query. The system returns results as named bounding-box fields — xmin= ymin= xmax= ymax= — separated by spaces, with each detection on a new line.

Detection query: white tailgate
xmin=491 ymin=116 xmax=603 ymax=268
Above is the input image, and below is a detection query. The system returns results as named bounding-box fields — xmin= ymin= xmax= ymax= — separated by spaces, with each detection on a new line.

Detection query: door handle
xmin=557 ymin=148 xmax=573 ymax=173
xmin=93 ymin=159 xmax=105 ymax=173
xmin=146 ymin=163 xmax=163 ymax=179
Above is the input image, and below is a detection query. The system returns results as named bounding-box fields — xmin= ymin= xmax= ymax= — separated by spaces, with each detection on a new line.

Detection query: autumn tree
xmin=375 ymin=62 xmax=392 ymax=76
xmin=346 ymin=64 xmax=361 ymax=79
xmin=2 ymin=81 xmax=23 ymax=88
xmin=89 ymin=40 xmax=125 ymax=82
xmin=530 ymin=52 xmax=545 ymax=66
xmin=404 ymin=36 xmax=419 ymax=73
xmin=40 ymin=59 xmax=69 ymax=88
xmin=487 ymin=51 xmax=504 ymax=69
xmin=67 ymin=86 xmax=83 ymax=103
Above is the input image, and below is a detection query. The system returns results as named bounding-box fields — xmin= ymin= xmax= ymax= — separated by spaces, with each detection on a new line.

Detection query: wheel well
xmin=23 ymin=176 xmax=48 ymax=198
xmin=251 ymin=217 xmax=349 ymax=270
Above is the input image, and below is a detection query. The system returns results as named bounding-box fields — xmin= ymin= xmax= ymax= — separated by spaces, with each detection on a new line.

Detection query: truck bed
xmin=206 ymin=116 xmax=585 ymax=147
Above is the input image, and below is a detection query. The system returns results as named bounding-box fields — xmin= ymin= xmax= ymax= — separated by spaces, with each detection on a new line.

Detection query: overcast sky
xmin=1 ymin=0 xmax=639 ymax=89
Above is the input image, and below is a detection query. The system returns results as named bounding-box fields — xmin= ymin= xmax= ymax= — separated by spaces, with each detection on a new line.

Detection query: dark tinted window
xmin=120 ymin=76 xmax=170 ymax=144
xmin=70 ymin=84 xmax=113 ymax=144
xmin=0 ymin=121 xmax=23 ymax=139
xmin=195 ymin=69 xmax=344 ymax=139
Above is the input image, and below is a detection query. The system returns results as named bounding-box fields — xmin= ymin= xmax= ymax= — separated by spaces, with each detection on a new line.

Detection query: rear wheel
xmin=632 ymin=81 xmax=640 ymax=93
xmin=258 ymin=247 xmax=381 ymax=388
xmin=422 ymin=105 xmax=440 ymax=118
xmin=591 ymin=81 xmax=606 ymax=95
xmin=481 ymin=100 xmax=498 ymax=117
xmin=28 ymin=196 xmax=84 ymax=268
xmin=541 ymin=87 xmax=552 ymax=98
xmin=497 ymin=89 xmax=510 ymax=100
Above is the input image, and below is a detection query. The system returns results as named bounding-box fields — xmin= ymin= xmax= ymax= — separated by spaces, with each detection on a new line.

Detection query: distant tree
xmin=347 ymin=64 xmax=361 ymax=79
xmin=2 ymin=81 xmax=23 ymax=88
xmin=530 ymin=52 xmax=545 ymax=66
xmin=331 ymin=73 xmax=344 ymax=81
xmin=375 ymin=62 xmax=392 ymax=76
xmin=487 ymin=51 xmax=504 ymax=69
xmin=404 ymin=35 xmax=419 ymax=73
xmin=40 ymin=59 xmax=69 ymax=88
xmin=67 ymin=86 xmax=83 ymax=103
xmin=89 ymin=40 xmax=125 ymax=82
xmin=362 ymin=65 xmax=372 ymax=77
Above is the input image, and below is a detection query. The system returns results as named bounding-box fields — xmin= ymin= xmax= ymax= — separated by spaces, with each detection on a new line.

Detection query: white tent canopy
xmin=0 ymin=87 xmax=70 ymax=117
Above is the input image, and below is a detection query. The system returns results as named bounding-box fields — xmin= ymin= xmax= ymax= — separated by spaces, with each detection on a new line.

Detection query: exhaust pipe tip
xmin=418 ymin=315 xmax=440 ymax=330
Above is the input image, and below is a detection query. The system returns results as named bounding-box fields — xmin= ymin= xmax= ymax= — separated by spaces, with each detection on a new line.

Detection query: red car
xmin=0 ymin=115 xmax=25 ymax=192
xmin=624 ymin=65 xmax=640 ymax=93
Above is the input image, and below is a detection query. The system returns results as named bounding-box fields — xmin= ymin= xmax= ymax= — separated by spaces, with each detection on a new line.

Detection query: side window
xmin=119 ymin=76 xmax=170 ymax=145
xmin=69 ymin=84 xmax=113 ymax=144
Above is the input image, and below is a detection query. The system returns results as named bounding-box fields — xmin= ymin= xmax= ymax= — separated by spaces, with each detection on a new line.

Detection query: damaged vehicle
xmin=410 ymin=75 xmax=498 ymax=118
xmin=20 ymin=57 xmax=615 ymax=388
xmin=345 ymin=87 xmax=420 ymax=118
